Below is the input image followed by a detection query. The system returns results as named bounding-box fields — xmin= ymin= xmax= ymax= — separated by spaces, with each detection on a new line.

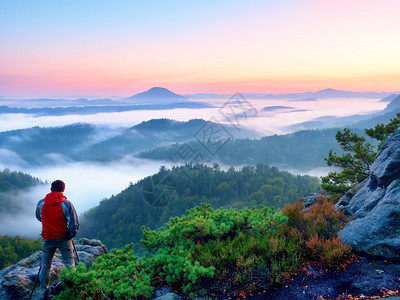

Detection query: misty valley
xmin=1 ymin=90 xmax=400 ymax=239
xmin=1 ymin=88 xmax=400 ymax=299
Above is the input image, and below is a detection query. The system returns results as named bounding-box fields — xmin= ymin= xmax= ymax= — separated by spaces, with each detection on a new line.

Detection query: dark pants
xmin=40 ymin=237 xmax=75 ymax=293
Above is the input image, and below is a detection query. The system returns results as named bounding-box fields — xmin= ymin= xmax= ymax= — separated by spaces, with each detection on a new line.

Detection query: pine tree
xmin=321 ymin=113 xmax=400 ymax=194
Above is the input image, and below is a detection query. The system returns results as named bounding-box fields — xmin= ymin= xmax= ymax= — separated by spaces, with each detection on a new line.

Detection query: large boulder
xmin=0 ymin=238 xmax=107 ymax=300
xmin=371 ymin=129 xmax=400 ymax=186
xmin=336 ymin=130 xmax=400 ymax=259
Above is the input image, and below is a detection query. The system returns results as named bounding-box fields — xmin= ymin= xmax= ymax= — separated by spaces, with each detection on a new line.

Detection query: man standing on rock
xmin=35 ymin=180 xmax=79 ymax=299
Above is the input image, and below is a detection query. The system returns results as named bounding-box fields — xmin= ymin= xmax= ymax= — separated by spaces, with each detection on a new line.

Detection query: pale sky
xmin=1 ymin=0 xmax=399 ymax=98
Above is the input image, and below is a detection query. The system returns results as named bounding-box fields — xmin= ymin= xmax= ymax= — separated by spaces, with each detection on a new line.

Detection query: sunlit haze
xmin=1 ymin=0 xmax=399 ymax=98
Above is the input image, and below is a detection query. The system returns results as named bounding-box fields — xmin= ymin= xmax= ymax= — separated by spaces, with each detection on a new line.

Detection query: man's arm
xmin=62 ymin=199 xmax=79 ymax=239
xmin=35 ymin=199 xmax=44 ymax=222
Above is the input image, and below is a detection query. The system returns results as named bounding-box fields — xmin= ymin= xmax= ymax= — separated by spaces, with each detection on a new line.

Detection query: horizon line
xmin=1 ymin=87 xmax=400 ymax=100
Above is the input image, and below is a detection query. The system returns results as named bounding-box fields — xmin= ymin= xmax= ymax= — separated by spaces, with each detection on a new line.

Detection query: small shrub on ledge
xmin=56 ymin=199 xmax=352 ymax=299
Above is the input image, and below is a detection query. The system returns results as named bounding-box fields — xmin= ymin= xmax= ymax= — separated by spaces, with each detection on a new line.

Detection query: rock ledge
xmin=0 ymin=238 xmax=107 ymax=300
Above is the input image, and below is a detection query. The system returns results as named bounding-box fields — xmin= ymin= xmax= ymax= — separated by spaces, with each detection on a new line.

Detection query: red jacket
xmin=40 ymin=191 xmax=68 ymax=239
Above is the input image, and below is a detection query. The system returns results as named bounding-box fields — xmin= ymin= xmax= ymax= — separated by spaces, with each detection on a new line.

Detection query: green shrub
xmin=57 ymin=244 xmax=154 ymax=299
xmin=57 ymin=200 xmax=352 ymax=299
xmin=141 ymin=204 xmax=290 ymax=296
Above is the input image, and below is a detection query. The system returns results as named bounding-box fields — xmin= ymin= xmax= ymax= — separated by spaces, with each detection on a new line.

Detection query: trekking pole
xmin=72 ymin=239 xmax=80 ymax=264
xmin=29 ymin=265 xmax=42 ymax=300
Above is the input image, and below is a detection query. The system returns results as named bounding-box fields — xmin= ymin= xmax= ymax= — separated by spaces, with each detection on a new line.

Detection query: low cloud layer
xmin=1 ymin=157 xmax=167 ymax=237
xmin=25 ymin=158 xmax=165 ymax=213
xmin=0 ymin=97 xmax=388 ymax=237
xmin=0 ymin=185 xmax=46 ymax=238
xmin=0 ymin=98 xmax=387 ymax=135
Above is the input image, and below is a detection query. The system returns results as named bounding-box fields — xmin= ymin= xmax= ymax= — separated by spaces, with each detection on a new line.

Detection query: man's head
xmin=51 ymin=180 xmax=65 ymax=192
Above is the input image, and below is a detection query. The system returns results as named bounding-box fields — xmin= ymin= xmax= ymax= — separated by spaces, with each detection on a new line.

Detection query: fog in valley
xmin=0 ymin=96 xmax=389 ymax=237
xmin=0 ymin=158 xmax=166 ymax=238
xmin=0 ymin=97 xmax=386 ymax=133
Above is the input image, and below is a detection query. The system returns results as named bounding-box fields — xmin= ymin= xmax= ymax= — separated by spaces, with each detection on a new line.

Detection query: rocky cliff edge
xmin=0 ymin=238 xmax=107 ymax=300
xmin=336 ymin=129 xmax=400 ymax=259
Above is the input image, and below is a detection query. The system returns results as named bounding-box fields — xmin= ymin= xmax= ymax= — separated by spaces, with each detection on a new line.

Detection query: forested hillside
xmin=0 ymin=169 xmax=43 ymax=269
xmin=0 ymin=124 xmax=98 ymax=166
xmin=0 ymin=168 xmax=43 ymax=214
xmin=140 ymin=128 xmax=372 ymax=170
xmin=0 ymin=119 xmax=259 ymax=166
xmin=0 ymin=168 xmax=41 ymax=191
xmin=75 ymin=119 xmax=258 ymax=161
xmin=79 ymin=163 xmax=320 ymax=252
xmin=0 ymin=235 xmax=42 ymax=269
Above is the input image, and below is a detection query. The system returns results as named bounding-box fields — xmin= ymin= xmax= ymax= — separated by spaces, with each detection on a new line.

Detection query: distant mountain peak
xmin=125 ymin=87 xmax=186 ymax=102
xmin=318 ymin=88 xmax=339 ymax=92
xmin=147 ymin=87 xmax=173 ymax=93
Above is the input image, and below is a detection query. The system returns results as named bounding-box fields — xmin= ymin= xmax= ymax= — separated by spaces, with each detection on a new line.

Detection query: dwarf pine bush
xmin=57 ymin=244 xmax=154 ymax=299
xmin=57 ymin=201 xmax=351 ymax=299
xmin=141 ymin=204 xmax=291 ymax=296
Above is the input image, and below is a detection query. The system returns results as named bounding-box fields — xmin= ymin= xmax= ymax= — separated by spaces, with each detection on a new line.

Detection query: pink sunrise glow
xmin=0 ymin=0 xmax=399 ymax=97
